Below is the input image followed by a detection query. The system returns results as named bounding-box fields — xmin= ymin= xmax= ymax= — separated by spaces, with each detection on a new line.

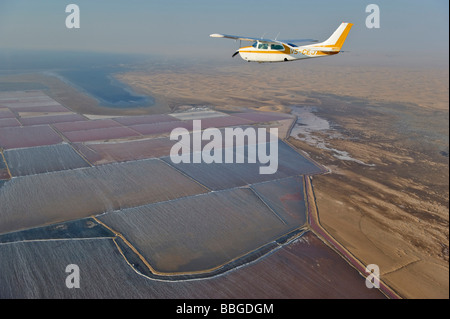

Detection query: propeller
xmin=232 ymin=39 xmax=242 ymax=58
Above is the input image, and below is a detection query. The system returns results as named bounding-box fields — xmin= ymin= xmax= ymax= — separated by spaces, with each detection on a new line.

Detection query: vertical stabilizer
xmin=312 ymin=22 xmax=353 ymax=51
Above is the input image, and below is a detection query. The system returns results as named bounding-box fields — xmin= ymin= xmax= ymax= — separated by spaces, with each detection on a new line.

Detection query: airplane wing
xmin=278 ymin=38 xmax=318 ymax=44
xmin=210 ymin=34 xmax=274 ymax=42
xmin=210 ymin=33 xmax=316 ymax=45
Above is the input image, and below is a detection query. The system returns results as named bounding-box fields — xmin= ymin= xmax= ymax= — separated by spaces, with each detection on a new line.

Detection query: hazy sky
xmin=0 ymin=0 xmax=448 ymax=66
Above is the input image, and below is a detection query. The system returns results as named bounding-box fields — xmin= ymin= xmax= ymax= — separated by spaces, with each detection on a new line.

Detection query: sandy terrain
xmin=117 ymin=63 xmax=448 ymax=112
xmin=288 ymin=97 xmax=449 ymax=298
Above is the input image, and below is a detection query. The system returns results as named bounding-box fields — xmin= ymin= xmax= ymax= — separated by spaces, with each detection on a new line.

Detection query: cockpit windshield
xmin=271 ymin=44 xmax=284 ymax=50
xmin=253 ymin=42 xmax=285 ymax=50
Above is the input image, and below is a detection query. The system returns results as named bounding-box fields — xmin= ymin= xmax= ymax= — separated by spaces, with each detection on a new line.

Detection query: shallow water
xmin=0 ymin=50 xmax=155 ymax=108
xmin=55 ymin=68 xmax=154 ymax=108
xmin=290 ymin=105 xmax=375 ymax=166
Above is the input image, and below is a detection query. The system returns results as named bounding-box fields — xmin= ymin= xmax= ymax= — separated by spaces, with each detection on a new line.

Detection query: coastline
xmin=0 ymin=72 xmax=172 ymax=116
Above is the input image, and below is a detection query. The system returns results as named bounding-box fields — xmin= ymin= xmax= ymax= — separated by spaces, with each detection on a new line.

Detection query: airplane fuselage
xmin=238 ymin=42 xmax=338 ymax=63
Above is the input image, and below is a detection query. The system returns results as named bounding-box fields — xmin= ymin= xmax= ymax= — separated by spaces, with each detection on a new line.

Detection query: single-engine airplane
xmin=210 ymin=22 xmax=353 ymax=63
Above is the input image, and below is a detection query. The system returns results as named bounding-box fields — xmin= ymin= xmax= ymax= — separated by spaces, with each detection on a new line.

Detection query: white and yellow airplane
xmin=210 ymin=22 xmax=353 ymax=63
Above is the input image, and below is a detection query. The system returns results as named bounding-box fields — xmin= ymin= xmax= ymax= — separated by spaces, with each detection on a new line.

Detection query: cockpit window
xmin=258 ymin=43 xmax=269 ymax=50
xmin=271 ymin=44 xmax=284 ymax=50
xmin=252 ymin=42 xmax=257 ymax=48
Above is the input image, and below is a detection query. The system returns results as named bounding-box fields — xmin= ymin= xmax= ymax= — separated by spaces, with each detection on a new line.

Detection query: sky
xmin=0 ymin=0 xmax=448 ymax=67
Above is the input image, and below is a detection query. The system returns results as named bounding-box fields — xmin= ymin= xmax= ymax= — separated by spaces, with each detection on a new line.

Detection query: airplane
xmin=210 ymin=22 xmax=353 ymax=63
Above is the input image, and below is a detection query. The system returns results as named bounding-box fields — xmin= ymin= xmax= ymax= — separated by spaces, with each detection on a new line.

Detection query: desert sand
xmin=116 ymin=63 xmax=449 ymax=112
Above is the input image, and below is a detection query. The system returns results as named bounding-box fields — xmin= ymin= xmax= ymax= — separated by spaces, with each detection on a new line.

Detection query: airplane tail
xmin=309 ymin=22 xmax=353 ymax=52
